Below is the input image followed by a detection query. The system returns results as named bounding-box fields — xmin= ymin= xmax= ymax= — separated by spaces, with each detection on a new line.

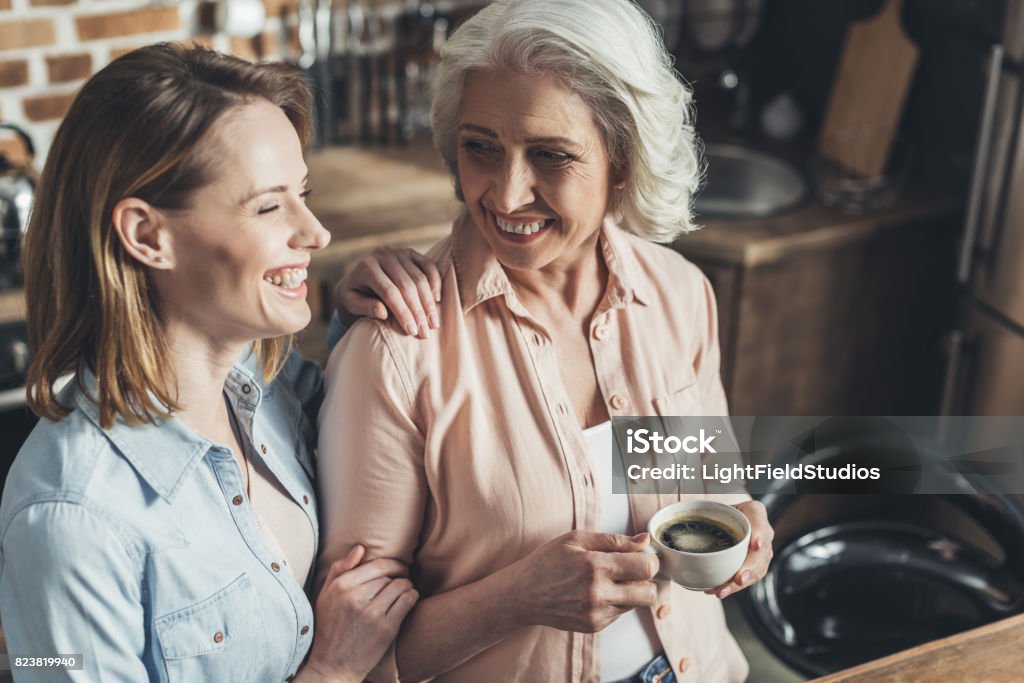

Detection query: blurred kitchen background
xmin=1 ymin=0 xmax=1024 ymax=680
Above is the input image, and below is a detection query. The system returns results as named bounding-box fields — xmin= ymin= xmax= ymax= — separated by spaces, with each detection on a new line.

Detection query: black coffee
xmin=658 ymin=516 xmax=738 ymax=553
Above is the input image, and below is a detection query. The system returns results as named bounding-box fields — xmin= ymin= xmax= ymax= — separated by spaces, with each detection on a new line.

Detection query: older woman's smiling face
xmin=456 ymin=68 xmax=616 ymax=273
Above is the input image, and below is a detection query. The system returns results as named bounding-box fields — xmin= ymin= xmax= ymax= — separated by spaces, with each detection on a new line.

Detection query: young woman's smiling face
xmin=158 ymin=99 xmax=330 ymax=344
xmin=456 ymin=68 xmax=616 ymax=273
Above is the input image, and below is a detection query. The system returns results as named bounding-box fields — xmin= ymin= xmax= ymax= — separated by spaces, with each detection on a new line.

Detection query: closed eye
xmin=258 ymin=188 xmax=312 ymax=214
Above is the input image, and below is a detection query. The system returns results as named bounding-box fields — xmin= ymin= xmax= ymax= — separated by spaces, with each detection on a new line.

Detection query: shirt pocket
xmin=155 ymin=573 xmax=267 ymax=683
xmin=652 ymin=381 xmax=704 ymax=417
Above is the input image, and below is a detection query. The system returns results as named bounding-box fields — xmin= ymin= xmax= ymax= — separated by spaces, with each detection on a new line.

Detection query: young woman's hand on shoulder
xmin=334 ymin=247 xmax=442 ymax=338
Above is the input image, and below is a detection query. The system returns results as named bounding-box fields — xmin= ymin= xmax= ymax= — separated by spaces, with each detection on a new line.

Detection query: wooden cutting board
xmin=818 ymin=0 xmax=919 ymax=179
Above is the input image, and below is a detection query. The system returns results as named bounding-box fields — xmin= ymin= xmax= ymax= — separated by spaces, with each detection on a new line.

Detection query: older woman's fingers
xmin=599 ymin=550 xmax=659 ymax=582
xmin=605 ymin=579 xmax=659 ymax=609
xmin=375 ymin=252 xmax=431 ymax=337
xmin=407 ymin=250 xmax=443 ymax=303
xmin=704 ymin=537 xmax=774 ymax=598
xmin=396 ymin=250 xmax=440 ymax=329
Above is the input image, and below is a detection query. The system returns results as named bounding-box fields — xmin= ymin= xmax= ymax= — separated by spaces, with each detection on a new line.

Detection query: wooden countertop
xmin=685 ymin=189 xmax=962 ymax=266
xmin=812 ymin=612 xmax=1024 ymax=682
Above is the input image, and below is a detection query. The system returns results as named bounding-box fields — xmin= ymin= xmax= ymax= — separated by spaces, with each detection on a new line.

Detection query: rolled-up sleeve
xmin=316 ymin=321 xmax=427 ymax=681
xmin=0 ymin=501 xmax=147 ymax=682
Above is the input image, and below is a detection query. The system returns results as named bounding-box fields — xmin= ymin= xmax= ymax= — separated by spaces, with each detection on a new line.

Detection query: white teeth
xmin=496 ymin=216 xmax=547 ymax=235
xmin=264 ymin=267 xmax=308 ymax=290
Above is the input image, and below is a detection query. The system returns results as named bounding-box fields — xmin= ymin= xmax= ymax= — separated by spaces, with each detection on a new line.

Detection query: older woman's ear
xmin=112 ymin=197 xmax=173 ymax=268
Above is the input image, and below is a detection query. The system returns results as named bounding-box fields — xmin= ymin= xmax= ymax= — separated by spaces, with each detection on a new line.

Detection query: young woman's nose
xmin=293 ymin=202 xmax=331 ymax=251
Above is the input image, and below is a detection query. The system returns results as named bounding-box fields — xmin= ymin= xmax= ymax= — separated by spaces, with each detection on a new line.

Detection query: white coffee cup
xmin=643 ymin=500 xmax=751 ymax=591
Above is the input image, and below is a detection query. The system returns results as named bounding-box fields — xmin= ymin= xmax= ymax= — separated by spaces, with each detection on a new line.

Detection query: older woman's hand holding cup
xmin=504 ymin=530 xmax=660 ymax=633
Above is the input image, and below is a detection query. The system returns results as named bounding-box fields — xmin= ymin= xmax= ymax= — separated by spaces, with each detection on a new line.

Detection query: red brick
xmin=0 ymin=18 xmax=56 ymax=50
xmin=0 ymin=59 xmax=28 ymax=88
xmin=46 ymin=53 xmax=92 ymax=83
xmin=23 ymin=92 xmax=75 ymax=122
xmin=76 ymin=6 xmax=180 ymax=42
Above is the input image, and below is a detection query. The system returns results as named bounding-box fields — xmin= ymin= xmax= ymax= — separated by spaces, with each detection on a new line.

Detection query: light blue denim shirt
xmin=0 ymin=350 xmax=323 ymax=682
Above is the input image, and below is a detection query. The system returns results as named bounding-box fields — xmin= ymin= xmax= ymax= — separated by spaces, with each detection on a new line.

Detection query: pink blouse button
xmin=593 ymin=326 xmax=610 ymax=341
xmin=610 ymin=394 xmax=629 ymax=411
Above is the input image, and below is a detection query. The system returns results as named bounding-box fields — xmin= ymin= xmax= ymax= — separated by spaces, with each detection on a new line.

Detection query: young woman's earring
xmin=154 ymin=256 xmax=166 ymax=264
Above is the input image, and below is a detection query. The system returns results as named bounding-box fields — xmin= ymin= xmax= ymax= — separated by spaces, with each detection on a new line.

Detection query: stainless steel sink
xmin=694 ymin=143 xmax=807 ymax=218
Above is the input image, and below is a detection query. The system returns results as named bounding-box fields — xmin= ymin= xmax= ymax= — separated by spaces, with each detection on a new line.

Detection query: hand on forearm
xmin=394 ymin=562 xmax=526 ymax=680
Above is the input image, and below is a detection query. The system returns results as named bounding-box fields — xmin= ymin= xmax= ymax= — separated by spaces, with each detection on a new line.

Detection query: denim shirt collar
xmin=72 ymin=362 xmax=262 ymax=504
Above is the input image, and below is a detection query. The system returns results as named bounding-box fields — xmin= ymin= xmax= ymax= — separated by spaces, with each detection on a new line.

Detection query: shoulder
xmin=4 ymin=408 xmax=106 ymax=509
xmin=613 ymin=228 xmax=714 ymax=319
xmin=620 ymin=228 xmax=708 ymax=286
xmin=2 ymin=405 xmax=152 ymax=553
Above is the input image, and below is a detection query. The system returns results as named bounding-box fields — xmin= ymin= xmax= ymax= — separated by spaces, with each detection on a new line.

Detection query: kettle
xmin=0 ymin=123 xmax=37 ymax=264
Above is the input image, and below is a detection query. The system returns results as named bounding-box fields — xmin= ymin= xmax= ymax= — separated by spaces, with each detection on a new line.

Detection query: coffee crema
xmin=657 ymin=515 xmax=739 ymax=554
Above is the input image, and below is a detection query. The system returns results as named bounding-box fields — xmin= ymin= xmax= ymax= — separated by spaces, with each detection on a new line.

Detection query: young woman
xmin=0 ymin=44 xmax=438 ymax=682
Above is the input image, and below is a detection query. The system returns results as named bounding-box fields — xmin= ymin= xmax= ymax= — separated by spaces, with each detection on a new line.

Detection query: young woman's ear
xmin=112 ymin=198 xmax=174 ymax=268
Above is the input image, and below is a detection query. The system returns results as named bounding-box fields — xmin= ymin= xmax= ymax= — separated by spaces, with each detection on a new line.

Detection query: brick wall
xmin=0 ymin=0 xmax=293 ymax=165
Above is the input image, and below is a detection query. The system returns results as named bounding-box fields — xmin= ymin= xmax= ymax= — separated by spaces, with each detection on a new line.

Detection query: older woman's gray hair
xmin=431 ymin=0 xmax=701 ymax=243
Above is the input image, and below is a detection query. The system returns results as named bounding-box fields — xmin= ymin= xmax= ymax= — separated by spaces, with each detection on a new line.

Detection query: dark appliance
xmin=941 ymin=2 xmax=1024 ymax=416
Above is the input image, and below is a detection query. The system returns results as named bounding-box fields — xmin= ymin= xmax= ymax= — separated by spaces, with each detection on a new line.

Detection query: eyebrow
xmin=458 ymin=124 xmax=579 ymax=147
xmin=242 ymin=174 xmax=309 ymax=203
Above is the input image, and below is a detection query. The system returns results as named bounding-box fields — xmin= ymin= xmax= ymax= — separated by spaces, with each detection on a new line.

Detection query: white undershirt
xmin=582 ymin=421 xmax=660 ymax=681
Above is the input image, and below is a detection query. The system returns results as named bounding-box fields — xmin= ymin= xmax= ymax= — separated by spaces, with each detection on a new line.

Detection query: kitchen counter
xmin=812 ymin=612 xmax=1024 ymax=682
xmin=692 ymin=188 xmax=961 ymax=266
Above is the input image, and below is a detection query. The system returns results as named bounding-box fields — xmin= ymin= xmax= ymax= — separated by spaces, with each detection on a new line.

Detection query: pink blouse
xmin=318 ymin=215 xmax=750 ymax=682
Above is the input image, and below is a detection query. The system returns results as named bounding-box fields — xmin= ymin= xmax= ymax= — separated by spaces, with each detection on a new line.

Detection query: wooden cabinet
xmin=674 ymin=192 xmax=962 ymax=416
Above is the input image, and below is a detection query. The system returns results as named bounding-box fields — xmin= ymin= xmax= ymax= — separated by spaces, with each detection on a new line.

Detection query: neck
xmin=162 ymin=319 xmax=248 ymax=440
xmin=506 ymin=233 xmax=608 ymax=321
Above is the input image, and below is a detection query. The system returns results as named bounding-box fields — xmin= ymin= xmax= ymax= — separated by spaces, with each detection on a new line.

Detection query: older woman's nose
xmin=491 ymin=157 xmax=536 ymax=214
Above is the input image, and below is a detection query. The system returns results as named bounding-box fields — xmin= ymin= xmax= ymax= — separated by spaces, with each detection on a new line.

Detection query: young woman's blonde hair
xmin=431 ymin=0 xmax=702 ymax=243
xmin=24 ymin=43 xmax=312 ymax=428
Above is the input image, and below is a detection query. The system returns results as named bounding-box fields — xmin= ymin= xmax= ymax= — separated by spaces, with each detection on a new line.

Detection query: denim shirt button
xmin=300 ymin=626 xmax=310 ymax=635
xmin=232 ymin=495 xmax=244 ymax=506
xmin=271 ymin=562 xmax=281 ymax=572
xmin=302 ymin=495 xmax=309 ymax=505
xmin=213 ymin=631 xmax=224 ymax=644
xmin=241 ymin=384 xmax=251 ymax=394
xmin=260 ymin=444 xmax=268 ymax=454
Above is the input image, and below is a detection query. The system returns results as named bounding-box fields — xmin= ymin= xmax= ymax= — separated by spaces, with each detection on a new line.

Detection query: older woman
xmin=0 ymin=44 xmax=440 ymax=682
xmin=317 ymin=1 xmax=773 ymax=681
